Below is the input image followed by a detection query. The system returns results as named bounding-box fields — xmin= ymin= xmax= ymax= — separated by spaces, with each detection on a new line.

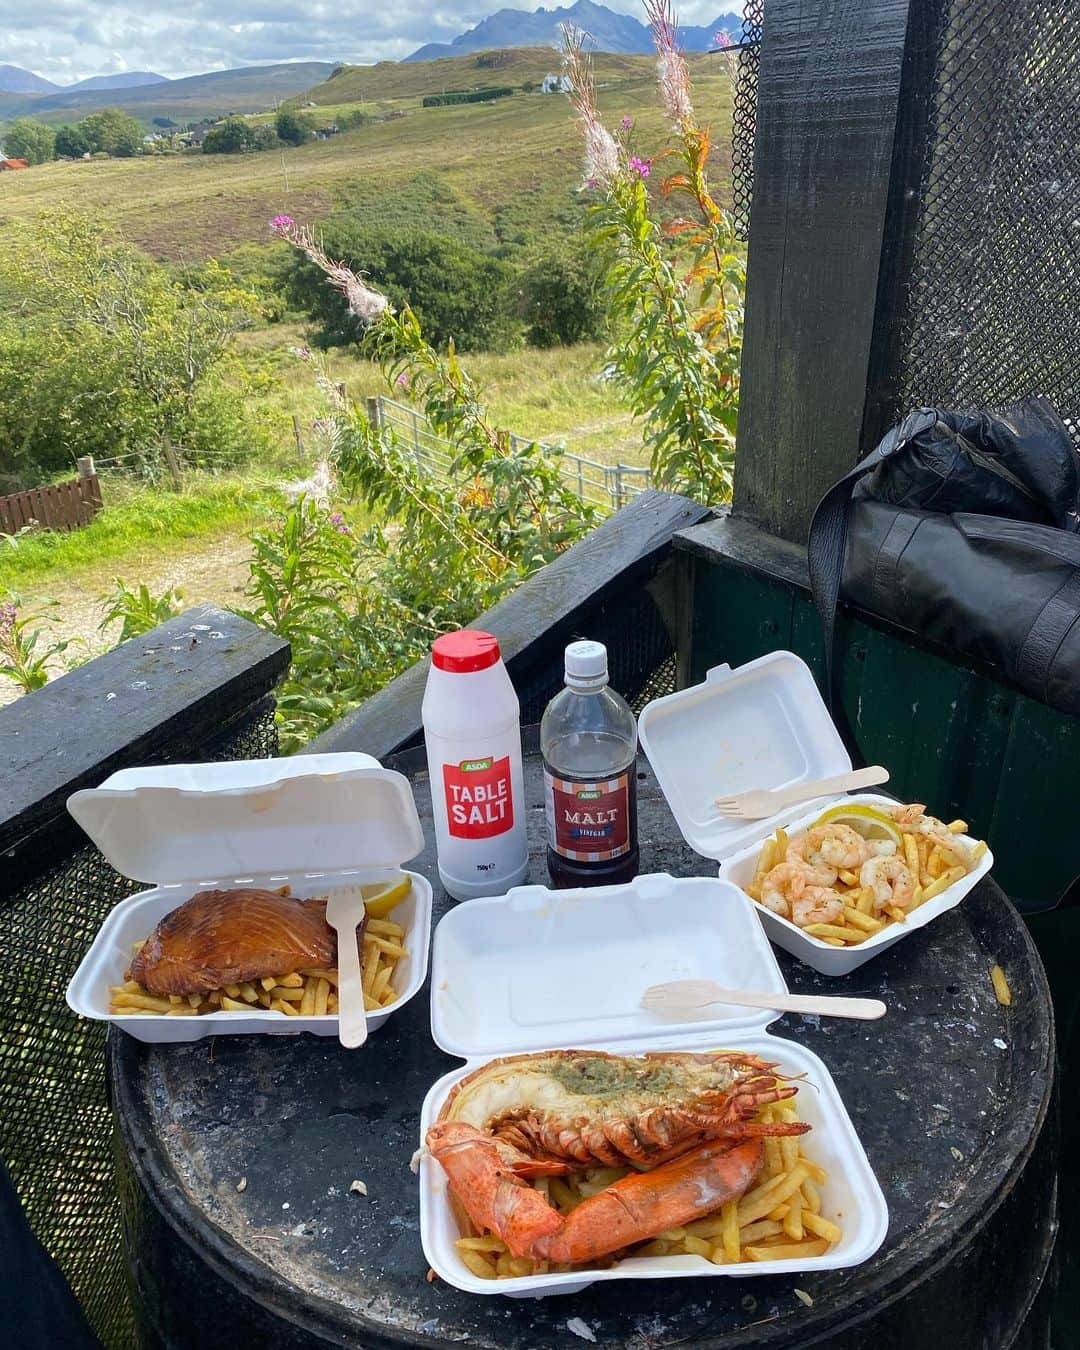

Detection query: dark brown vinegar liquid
xmin=543 ymin=749 xmax=640 ymax=888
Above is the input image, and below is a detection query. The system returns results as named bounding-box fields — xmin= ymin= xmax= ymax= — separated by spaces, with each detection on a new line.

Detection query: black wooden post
xmin=733 ymin=0 xmax=935 ymax=543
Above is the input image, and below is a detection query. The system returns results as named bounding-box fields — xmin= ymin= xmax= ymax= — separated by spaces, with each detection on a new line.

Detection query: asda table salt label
xmin=443 ymin=755 xmax=514 ymax=839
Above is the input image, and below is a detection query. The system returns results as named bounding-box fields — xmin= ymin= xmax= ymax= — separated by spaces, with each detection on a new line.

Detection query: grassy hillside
xmin=299 ymin=47 xmax=681 ymax=104
xmin=0 ymin=52 xmax=733 ymax=261
xmin=0 ymin=62 xmax=337 ymax=128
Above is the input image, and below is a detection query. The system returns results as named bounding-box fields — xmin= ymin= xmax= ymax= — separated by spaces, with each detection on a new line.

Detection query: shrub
xmin=239 ymin=218 xmax=598 ymax=748
xmin=336 ymin=108 xmax=375 ymax=131
xmin=3 ymin=117 xmax=55 ymax=165
xmin=0 ymin=212 xmax=274 ymax=480
xmin=518 ymin=237 xmax=606 ymax=347
xmin=283 ymin=222 xmax=519 ymax=352
xmin=421 ymin=87 xmax=514 ymax=107
xmin=80 ymin=108 xmax=143 ymax=157
xmin=98 ymin=579 xmax=184 ymax=642
xmin=563 ymin=9 xmax=744 ymax=503
xmin=202 ymin=116 xmax=261 ymax=154
xmin=54 ymin=124 xmax=91 ymax=158
xmin=275 ymin=108 xmax=312 ymax=146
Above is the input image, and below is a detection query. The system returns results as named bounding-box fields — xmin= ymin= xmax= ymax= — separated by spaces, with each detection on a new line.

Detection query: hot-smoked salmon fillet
xmin=130 ymin=888 xmax=338 ymax=996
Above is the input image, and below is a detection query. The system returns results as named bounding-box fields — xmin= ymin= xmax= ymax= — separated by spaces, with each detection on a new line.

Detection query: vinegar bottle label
xmin=544 ymin=769 xmax=632 ymax=861
xmin=443 ymin=755 xmax=515 ymax=839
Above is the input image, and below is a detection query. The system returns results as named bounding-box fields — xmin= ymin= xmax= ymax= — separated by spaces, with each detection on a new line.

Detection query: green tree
xmin=284 ymin=223 xmax=518 ymax=352
xmin=0 ymin=211 xmax=272 ymax=479
xmin=274 ymin=108 xmax=312 ymax=146
xmin=3 ymin=117 xmax=56 ymax=165
xmin=80 ymin=107 xmax=143 ymax=157
xmin=519 ymin=237 xmax=606 ymax=347
xmin=54 ymin=124 xmax=91 ymax=158
xmin=202 ymin=116 xmax=259 ymax=154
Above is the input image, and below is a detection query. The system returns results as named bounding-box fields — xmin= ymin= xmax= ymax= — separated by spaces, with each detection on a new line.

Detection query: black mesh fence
xmin=0 ymin=704 xmax=280 ymax=1350
xmin=730 ymin=0 xmax=765 ymax=240
xmin=895 ymin=0 xmax=1080 ymax=439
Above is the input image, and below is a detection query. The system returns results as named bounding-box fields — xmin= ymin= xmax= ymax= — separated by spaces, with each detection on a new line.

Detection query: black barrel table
xmin=108 ymin=743 xmax=1057 ymax=1350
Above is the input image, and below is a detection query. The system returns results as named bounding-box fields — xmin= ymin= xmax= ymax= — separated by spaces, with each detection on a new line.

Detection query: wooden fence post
xmin=733 ymin=0 xmax=934 ymax=543
xmin=366 ymin=397 xmax=381 ymax=430
xmin=161 ymin=439 xmax=183 ymax=489
xmin=292 ymin=415 xmax=305 ymax=458
xmin=77 ymin=456 xmax=104 ymax=515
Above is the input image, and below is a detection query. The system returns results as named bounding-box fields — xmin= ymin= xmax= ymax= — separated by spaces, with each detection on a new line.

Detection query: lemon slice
xmin=362 ymin=875 xmax=412 ymax=919
xmin=809 ymin=802 xmax=903 ymax=850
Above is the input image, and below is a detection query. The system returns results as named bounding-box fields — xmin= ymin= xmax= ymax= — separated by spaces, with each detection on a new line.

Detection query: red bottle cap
xmin=431 ymin=630 xmax=501 ymax=673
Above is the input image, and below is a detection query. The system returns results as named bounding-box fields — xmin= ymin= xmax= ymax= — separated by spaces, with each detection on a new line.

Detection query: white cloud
xmin=2 ymin=0 xmax=732 ymax=84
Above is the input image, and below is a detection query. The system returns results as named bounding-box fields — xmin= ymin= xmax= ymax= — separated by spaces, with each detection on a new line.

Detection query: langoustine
xmin=426 ymin=1049 xmax=809 ymax=1265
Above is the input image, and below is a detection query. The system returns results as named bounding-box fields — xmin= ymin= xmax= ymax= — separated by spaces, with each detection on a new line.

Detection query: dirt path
xmin=0 ymin=533 xmax=255 ymax=707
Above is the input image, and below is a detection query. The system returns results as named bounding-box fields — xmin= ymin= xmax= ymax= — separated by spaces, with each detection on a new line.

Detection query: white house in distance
xmin=541 ymin=73 xmax=572 ymax=94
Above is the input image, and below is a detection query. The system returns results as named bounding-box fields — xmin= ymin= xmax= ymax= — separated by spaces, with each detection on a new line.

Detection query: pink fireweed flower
xmin=621 ymin=116 xmax=634 ymax=129
xmin=645 ymin=0 xmax=695 ymax=129
xmin=335 ymin=524 xmax=352 ymax=535
xmin=629 ymin=156 xmax=652 ymax=178
xmin=329 ymin=512 xmax=344 ymax=524
xmin=714 ymin=29 xmax=734 ymax=48
xmin=271 ymin=214 xmax=295 ymax=231
xmin=396 ymin=371 xmax=409 ymax=387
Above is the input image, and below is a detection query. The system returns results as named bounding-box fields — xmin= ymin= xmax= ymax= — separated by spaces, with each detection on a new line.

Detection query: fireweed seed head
xmin=657 ymin=49 xmax=694 ymax=126
xmin=582 ymin=121 xmax=620 ymax=189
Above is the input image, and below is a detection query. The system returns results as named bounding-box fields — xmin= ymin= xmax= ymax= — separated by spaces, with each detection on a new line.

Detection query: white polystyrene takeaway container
xmin=65 ymin=753 xmax=432 ymax=1043
xmin=419 ymin=873 xmax=888 ymax=1297
xmin=637 ymin=652 xmax=993 ymax=976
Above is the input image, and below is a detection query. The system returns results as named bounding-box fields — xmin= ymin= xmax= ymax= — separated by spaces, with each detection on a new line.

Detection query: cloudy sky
xmin=4 ymin=0 xmax=728 ymax=85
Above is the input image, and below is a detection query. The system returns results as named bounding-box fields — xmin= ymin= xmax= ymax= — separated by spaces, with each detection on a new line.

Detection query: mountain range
xmin=0 ymin=65 xmax=167 ymax=95
xmin=407 ymin=0 xmax=741 ymax=62
xmin=0 ymin=62 xmax=337 ymax=126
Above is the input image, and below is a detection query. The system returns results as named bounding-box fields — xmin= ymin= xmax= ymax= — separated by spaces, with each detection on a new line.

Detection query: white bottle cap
xmin=564 ymin=639 xmax=608 ymax=690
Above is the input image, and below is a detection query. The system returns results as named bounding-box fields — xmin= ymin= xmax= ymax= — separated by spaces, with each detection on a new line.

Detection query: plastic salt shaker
xmin=422 ymin=630 xmax=529 ymax=900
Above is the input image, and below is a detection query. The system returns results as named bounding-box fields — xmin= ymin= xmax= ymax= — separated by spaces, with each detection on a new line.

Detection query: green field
xmin=0 ymin=48 xmax=733 ymax=262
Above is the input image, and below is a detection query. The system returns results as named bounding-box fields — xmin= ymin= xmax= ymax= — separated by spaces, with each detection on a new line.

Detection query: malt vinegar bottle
xmin=541 ymin=640 xmax=639 ymax=888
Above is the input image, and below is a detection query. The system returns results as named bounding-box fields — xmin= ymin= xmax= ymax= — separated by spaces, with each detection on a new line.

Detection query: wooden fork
xmin=713 ymin=766 xmax=890 ymax=820
xmin=642 ymin=979 xmax=887 ymax=1021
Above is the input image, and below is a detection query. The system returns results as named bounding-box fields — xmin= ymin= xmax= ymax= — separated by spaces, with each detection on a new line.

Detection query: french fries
xmin=452 ymin=1074 xmax=841 ymax=1278
xmin=742 ymin=805 xmax=986 ymax=943
xmin=109 ymin=902 xmax=409 ymax=1018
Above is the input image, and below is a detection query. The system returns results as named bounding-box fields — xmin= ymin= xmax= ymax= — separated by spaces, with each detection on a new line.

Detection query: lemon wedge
xmin=362 ymin=875 xmax=413 ymax=919
xmin=809 ymin=802 xmax=903 ymax=850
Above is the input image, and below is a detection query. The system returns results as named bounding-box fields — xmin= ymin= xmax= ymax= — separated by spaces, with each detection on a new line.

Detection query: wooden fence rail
xmin=0 ymin=457 xmax=103 ymax=535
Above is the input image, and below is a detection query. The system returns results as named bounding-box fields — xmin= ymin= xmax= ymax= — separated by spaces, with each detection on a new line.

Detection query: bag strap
xmin=807 ymin=409 xmax=939 ymax=755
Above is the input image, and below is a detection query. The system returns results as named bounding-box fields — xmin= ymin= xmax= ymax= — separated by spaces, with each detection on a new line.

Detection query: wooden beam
xmin=733 ymin=0 xmax=925 ymax=543
xmin=0 ymin=605 xmax=290 ymax=889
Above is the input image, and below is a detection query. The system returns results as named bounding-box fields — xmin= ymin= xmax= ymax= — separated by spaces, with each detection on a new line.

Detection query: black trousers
xmin=0 ymin=1158 xmax=100 ymax=1349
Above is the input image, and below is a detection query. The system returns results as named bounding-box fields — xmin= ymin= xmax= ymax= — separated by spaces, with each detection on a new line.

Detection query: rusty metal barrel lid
xmin=108 ymin=745 xmax=1056 ymax=1350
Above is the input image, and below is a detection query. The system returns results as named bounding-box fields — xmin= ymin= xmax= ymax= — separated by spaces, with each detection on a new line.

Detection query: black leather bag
xmin=808 ymin=397 xmax=1080 ymax=732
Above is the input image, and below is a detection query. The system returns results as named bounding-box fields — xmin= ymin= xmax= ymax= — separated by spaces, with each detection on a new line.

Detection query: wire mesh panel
xmin=0 ymin=704 xmax=280 ymax=1349
xmin=895 ymin=0 xmax=1080 ymax=440
xmin=730 ymin=0 xmax=765 ymax=240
